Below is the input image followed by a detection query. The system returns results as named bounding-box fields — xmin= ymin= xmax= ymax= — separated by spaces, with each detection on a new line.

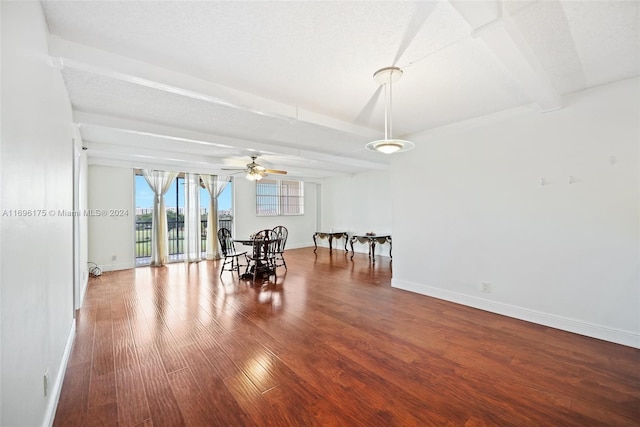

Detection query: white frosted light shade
xmin=365 ymin=139 xmax=414 ymax=154
xmin=376 ymin=142 xmax=402 ymax=154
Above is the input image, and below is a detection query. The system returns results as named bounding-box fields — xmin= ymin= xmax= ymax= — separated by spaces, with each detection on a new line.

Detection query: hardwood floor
xmin=54 ymin=247 xmax=639 ymax=426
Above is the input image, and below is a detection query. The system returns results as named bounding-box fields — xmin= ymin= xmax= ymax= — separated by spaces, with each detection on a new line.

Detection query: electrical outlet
xmin=43 ymin=369 xmax=49 ymax=397
xmin=481 ymin=281 xmax=491 ymax=293
xmin=111 ymin=255 xmax=117 ymax=261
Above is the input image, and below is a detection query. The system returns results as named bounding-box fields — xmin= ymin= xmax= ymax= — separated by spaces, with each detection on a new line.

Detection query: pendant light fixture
xmin=365 ymin=66 xmax=415 ymax=154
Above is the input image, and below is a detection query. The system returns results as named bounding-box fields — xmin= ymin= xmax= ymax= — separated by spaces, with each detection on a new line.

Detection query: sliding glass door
xmin=135 ymin=172 xmax=233 ymax=265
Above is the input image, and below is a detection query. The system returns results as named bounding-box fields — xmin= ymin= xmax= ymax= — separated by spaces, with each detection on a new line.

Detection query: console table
xmin=313 ymin=231 xmax=349 ymax=253
xmin=350 ymin=234 xmax=392 ymax=263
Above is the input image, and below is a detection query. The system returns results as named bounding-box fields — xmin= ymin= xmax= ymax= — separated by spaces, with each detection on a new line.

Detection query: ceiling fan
xmin=222 ymin=156 xmax=288 ymax=181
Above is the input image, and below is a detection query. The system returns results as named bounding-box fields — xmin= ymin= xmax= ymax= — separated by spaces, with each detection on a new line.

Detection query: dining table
xmin=233 ymin=238 xmax=254 ymax=247
xmin=234 ymin=237 xmax=278 ymax=280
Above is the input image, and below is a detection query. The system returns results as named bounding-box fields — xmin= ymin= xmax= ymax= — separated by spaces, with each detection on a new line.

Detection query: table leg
xmin=371 ymin=241 xmax=376 ymax=263
xmin=343 ymin=233 xmax=348 ymax=252
xmin=313 ymin=233 xmax=318 ymax=253
xmin=328 ymin=235 xmax=333 ymax=252
xmin=350 ymin=238 xmax=355 ymax=259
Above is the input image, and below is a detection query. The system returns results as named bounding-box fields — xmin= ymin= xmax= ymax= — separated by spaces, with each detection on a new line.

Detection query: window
xmin=256 ymin=179 xmax=304 ymax=216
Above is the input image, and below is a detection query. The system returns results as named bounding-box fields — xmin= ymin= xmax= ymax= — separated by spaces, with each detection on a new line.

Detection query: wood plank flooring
xmin=54 ymin=247 xmax=640 ymax=426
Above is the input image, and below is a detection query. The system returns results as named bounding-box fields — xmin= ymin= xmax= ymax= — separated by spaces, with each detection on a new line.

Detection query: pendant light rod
xmin=385 ymin=74 xmax=389 ymax=139
xmin=374 ymin=67 xmax=402 ymax=141
xmin=387 ymin=69 xmax=391 ymax=140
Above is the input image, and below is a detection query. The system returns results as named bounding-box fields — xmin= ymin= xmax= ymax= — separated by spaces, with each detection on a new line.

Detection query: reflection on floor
xmin=55 ymin=247 xmax=639 ymax=426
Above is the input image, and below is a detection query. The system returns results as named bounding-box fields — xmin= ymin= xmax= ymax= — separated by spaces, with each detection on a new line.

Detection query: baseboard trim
xmin=286 ymin=242 xmax=320 ymax=250
xmin=392 ymin=278 xmax=640 ymax=349
xmin=43 ymin=319 xmax=76 ymax=427
xmin=99 ymin=261 xmax=135 ymax=272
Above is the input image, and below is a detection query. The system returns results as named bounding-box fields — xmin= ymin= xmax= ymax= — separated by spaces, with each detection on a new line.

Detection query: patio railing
xmin=135 ymin=215 xmax=233 ymax=261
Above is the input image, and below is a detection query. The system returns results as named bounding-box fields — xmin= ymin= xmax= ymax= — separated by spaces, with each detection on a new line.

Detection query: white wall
xmin=87 ymin=165 xmax=135 ymax=271
xmin=321 ymin=171 xmax=392 ymax=257
xmin=1 ymin=2 xmax=75 ymax=425
xmin=73 ymin=131 xmax=89 ymax=309
xmin=391 ymin=77 xmax=640 ymax=348
xmin=86 ymin=170 xmax=316 ymax=270
xmin=234 ymin=178 xmax=318 ymax=249
xmin=78 ymin=141 xmax=89 ymax=303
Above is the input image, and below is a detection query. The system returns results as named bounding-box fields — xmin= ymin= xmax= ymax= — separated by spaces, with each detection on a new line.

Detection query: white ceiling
xmin=41 ymin=0 xmax=639 ymax=179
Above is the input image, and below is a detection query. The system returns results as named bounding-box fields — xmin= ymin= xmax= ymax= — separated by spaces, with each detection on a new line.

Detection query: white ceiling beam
xmin=74 ymin=111 xmax=388 ymax=171
xmin=87 ymin=156 xmax=330 ymax=183
xmin=85 ymin=143 xmax=345 ymax=181
xmin=85 ymin=154 xmax=237 ymax=177
xmin=450 ymin=0 xmax=562 ymax=112
xmin=83 ymin=140 xmax=225 ymax=167
xmin=79 ymin=125 xmax=237 ymax=158
xmin=49 ymin=35 xmax=379 ymax=138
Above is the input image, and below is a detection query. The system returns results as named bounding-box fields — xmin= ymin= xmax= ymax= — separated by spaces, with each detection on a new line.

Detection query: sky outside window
xmin=135 ymin=175 xmax=232 ymax=211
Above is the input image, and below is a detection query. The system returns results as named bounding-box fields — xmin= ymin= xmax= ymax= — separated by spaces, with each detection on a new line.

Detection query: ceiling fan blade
xmin=221 ymin=170 xmax=244 ymax=176
xmin=223 ymin=156 xmax=287 ymax=177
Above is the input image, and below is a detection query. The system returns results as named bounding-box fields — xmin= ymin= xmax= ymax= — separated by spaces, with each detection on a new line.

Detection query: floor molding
xmin=43 ymin=320 xmax=76 ymax=427
xmin=392 ymin=278 xmax=640 ymax=349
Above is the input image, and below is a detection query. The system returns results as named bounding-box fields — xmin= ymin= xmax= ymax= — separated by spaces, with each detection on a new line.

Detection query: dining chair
xmin=245 ymin=229 xmax=278 ymax=282
xmin=217 ymin=228 xmax=246 ymax=276
xmin=272 ymin=225 xmax=288 ymax=270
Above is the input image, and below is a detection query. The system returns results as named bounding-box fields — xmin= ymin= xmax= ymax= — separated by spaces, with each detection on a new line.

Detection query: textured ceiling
xmin=41 ymin=0 xmax=640 ymax=178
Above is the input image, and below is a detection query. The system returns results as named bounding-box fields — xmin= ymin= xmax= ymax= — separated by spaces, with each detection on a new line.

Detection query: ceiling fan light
xmin=246 ymin=171 xmax=263 ymax=181
xmin=365 ymin=139 xmax=414 ymax=154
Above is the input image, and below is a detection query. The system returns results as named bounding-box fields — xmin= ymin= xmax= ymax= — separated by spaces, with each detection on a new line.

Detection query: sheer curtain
xmin=142 ymin=170 xmax=178 ymax=266
xmin=201 ymin=175 xmax=229 ymax=260
xmin=183 ymin=173 xmax=201 ymax=262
